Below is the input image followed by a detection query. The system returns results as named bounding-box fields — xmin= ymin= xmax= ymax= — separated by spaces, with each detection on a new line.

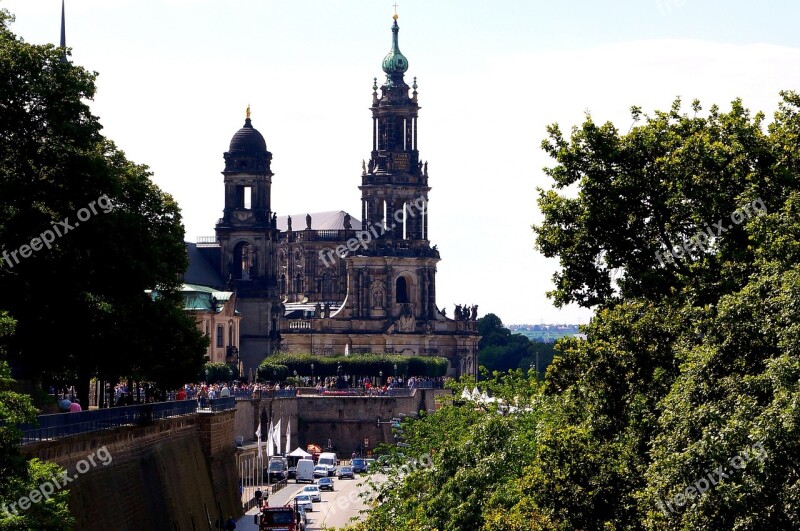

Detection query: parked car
xmin=303 ymin=485 xmax=322 ymax=502
xmin=337 ymin=466 xmax=354 ymax=479
xmin=317 ymin=477 xmax=334 ymax=491
xmin=294 ymin=494 xmax=313 ymax=513
xmin=351 ymin=458 xmax=368 ymax=473
xmin=313 ymin=465 xmax=329 ymax=478
xmin=287 ymin=466 xmax=297 ymax=479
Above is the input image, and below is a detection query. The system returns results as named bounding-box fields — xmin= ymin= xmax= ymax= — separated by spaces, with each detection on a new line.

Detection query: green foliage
xmin=257 ymin=353 xmax=448 ymax=380
xmin=0 ymin=7 xmax=206 ymax=397
xmin=349 ymin=93 xmax=800 ymax=529
xmin=477 ymin=313 xmax=557 ymax=376
xmin=0 ymin=312 xmax=73 ymax=530
xmin=202 ymin=362 xmax=233 ymax=384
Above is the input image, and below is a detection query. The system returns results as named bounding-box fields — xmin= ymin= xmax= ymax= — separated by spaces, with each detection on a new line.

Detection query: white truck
xmin=317 ymin=452 xmax=338 ymax=477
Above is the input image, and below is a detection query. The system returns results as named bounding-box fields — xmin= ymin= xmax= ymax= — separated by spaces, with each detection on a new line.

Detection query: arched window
xmin=280 ymin=274 xmax=287 ymax=295
xmin=216 ymin=325 xmax=224 ymax=348
xmin=396 ymin=276 xmax=409 ymax=304
xmin=233 ymin=242 xmax=254 ymax=280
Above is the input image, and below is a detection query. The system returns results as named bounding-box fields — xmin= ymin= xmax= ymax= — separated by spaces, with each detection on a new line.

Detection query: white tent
xmin=460 ymin=388 xmax=471 ymax=401
xmin=287 ymin=447 xmax=312 ymax=458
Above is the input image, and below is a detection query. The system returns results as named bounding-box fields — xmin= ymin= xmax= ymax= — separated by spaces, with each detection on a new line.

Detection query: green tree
xmin=349 ymin=93 xmax=800 ymax=530
xmin=477 ymin=313 xmax=556 ymax=376
xmin=0 ymin=8 xmax=206 ymax=403
xmin=0 ymin=312 xmax=73 ymax=530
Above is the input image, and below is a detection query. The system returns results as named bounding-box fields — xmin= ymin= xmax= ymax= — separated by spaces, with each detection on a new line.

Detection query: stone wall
xmin=20 ymin=411 xmax=241 ymax=531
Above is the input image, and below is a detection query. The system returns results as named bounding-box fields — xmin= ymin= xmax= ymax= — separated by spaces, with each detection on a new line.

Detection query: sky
xmin=4 ymin=0 xmax=800 ymax=325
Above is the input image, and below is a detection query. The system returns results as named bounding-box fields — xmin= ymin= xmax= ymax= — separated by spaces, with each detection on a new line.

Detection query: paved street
xmin=237 ymin=472 xmax=384 ymax=530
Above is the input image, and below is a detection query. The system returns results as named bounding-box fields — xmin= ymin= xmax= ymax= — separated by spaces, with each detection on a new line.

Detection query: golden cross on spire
xmin=246 ymin=104 xmax=251 ymax=119
xmin=392 ymin=2 xmax=399 ymax=19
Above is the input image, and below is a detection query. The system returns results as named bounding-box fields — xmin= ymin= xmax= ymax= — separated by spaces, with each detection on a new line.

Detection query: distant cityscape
xmin=507 ymin=324 xmax=582 ymax=342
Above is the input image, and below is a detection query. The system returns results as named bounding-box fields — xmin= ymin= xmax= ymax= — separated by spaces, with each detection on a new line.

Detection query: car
xmin=294 ymin=494 xmax=313 ymax=513
xmin=317 ymin=477 xmax=334 ymax=491
xmin=337 ymin=466 xmax=354 ymax=479
xmin=302 ymin=485 xmax=321 ymax=502
xmin=313 ymin=465 xmax=329 ymax=478
xmin=351 ymin=458 xmax=368 ymax=473
xmin=287 ymin=466 xmax=297 ymax=479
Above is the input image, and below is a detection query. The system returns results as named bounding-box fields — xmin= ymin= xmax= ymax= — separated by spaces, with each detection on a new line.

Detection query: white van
xmin=317 ymin=452 xmax=338 ymax=477
xmin=296 ymin=458 xmax=315 ymax=483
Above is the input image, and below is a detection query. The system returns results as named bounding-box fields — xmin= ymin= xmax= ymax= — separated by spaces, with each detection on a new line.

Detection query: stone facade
xmin=277 ymin=17 xmax=478 ymax=377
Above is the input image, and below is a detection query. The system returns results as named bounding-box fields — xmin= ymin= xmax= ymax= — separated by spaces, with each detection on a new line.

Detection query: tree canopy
xmin=346 ymin=93 xmax=800 ymax=529
xmin=0 ymin=8 xmax=206 ymax=398
xmin=477 ymin=313 xmax=556 ymax=376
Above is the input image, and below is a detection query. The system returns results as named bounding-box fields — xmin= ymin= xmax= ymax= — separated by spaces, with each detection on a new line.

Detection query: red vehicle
xmin=306 ymin=443 xmax=322 ymax=462
xmin=256 ymin=504 xmax=304 ymax=531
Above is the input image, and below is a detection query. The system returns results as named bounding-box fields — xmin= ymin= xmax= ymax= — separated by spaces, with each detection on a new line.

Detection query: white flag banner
xmin=285 ymin=420 xmax=291 ymax=454
xmin=255 ymin=421 xmax=262 ymax=463
xmin=267 ymin=421 xmax=274 ymax=458
xmin=273 ymin=418 xmax=281 ymax=454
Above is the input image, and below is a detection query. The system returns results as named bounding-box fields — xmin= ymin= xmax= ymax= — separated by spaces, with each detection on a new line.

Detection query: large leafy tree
xmin=477 ymin=313 xmax=556 ymax=375
xmin=348 ymin=93 xmax=800 ymax=529
xmin=0 ymin=8 xmax=206 ymax=400
xmin=0 ymin=312 xmax=72 ymax=530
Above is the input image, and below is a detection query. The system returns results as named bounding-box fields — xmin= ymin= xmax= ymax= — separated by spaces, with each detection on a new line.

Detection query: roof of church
xmin=228 ymin=117 xmax=267 ymax=154
xmin=184 ymin=243 xmax=225 ymax=290
xmin=276 ymin=211 xmax=361 ymax=231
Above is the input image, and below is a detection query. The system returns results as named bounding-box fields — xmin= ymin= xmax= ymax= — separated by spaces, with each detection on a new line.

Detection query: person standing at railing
xmin=220 ymin=383 xmax=230 ymax=397
xmin=175 ymin=387 xmax=187 ymax=400
xmin=68 ymin=398 xmax=82 ymax=412
xmin=198 ymin=386 xmax=209 ymax=409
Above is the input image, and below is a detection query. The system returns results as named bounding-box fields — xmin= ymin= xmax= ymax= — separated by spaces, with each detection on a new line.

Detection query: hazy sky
xmin=4 ymin=0 xmax=800 ymax=325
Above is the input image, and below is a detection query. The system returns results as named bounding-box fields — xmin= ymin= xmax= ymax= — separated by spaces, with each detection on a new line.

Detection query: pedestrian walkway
xmin=235 ymin=507 xmax=261 ymax=530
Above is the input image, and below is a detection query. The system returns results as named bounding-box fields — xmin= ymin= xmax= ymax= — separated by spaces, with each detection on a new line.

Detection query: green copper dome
xmin=382 ymin=18 xmax=408 ymax=75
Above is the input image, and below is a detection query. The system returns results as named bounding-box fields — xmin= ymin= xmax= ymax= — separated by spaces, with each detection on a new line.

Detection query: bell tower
xmin=360 ymin=13 xmax=430 ymax=247
xmin=348 ymin=14 xmax=439 ymax=322
xmin=215 ymin=108 xmax=281 ymax=368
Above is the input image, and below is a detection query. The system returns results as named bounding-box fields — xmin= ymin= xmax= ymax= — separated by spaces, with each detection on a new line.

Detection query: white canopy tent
xmin=287 ymin=447 xmax=312 ymax=458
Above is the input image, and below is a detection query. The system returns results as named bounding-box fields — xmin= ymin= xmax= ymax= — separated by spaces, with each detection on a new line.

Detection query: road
xmin=236 ymin=472 xmax=384 ymax=530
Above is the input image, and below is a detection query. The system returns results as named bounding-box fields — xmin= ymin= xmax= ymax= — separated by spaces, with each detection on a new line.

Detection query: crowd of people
xmin=55 ymin=374 xmax=448 ymax=411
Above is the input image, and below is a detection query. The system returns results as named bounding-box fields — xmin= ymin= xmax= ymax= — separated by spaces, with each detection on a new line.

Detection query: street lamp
xmin=311 ymin=363 xmax=315 ymax=382
xmin=379 ymin=370 xmax=383 ymax=385
xmin=393 ymin=363 xmax=397 ymax=380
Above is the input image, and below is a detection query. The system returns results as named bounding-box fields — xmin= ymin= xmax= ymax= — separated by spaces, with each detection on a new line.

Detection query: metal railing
xmin=233 ymin=389 xmax=298 ymax=400
xmin=19 ymin=398 xmax=235 ymax=444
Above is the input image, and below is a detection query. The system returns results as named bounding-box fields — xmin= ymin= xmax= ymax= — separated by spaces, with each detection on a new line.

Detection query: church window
xmin=216 ymin=325 xmax=224 ymax=348
xmin=396 ymin=276 xmax=409 ymax=304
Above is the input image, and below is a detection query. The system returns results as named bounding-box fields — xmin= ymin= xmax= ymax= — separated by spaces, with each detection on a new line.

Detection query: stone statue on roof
xmin=343 ymin=213 xmax=352 ymax=230
xmin=306 ymin=214 xmax=312 ymax=230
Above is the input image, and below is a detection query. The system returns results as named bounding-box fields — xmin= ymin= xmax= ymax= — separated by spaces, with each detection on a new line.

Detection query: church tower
xmin=215 ymin=108 xmax=281 ymax=370
xmin=348 ymin=13 xmax=439 ymax=323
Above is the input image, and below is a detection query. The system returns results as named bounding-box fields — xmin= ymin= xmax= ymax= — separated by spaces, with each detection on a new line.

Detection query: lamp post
xmin=393 ymin=363 xmax=397 ymax=381
xmin=379 ymin=370 xmax=383 ymax=386
xmin=311 ymin=363 xmax=315 ymax=382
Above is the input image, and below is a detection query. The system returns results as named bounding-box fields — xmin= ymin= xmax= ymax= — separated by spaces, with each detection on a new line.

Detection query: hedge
xmin=257 ymin=353 xmax=448 ymax=380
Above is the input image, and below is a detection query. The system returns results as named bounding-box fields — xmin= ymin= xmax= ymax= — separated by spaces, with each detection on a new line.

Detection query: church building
xmin=186 ymin=14 xmax=479 ymax=378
